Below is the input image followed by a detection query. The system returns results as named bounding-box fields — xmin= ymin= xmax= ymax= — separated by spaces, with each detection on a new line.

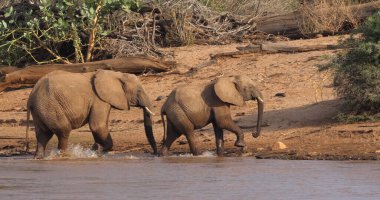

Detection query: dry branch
xmin=210 ymin=50 xmax=259 ymax=60
xmin=210 ymin=43 xmax=341 ymax=60
xmin=0 ymin=56 xmax=173 ymax=92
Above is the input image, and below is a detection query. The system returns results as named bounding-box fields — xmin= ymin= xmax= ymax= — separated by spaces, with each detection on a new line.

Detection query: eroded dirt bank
xmin=1 ymin=35 xmax=380 ymax=160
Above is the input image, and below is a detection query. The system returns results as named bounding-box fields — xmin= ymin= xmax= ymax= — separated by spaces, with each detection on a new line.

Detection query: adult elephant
xmin=160 ymin=75 xmax=264 ymax=156
xmin=26 ymin=70 xmax=157 ymax=158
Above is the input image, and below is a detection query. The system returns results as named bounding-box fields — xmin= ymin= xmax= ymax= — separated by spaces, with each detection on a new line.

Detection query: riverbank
xmin=1 ymin=35 xmax=380 ymax=160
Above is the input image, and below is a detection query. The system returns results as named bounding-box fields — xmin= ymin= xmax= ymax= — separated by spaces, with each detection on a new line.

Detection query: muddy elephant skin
xmin=26 ymin=70 xmax=157 ymax=158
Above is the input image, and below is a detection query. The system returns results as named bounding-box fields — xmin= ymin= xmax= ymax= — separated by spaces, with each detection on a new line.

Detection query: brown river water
xmin=0 ymin=146 xmax=379 ymax=200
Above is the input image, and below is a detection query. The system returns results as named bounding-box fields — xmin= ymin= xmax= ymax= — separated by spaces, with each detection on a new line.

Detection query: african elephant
xmin=160 ymin=75 xmax=264 ymax=156
xmin=26 ymin=70 xmax=157 ymax=158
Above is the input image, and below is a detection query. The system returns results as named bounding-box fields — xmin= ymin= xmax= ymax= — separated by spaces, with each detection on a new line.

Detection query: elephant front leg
xmin=90 ymin=126 xmax=113 ymax=152
xmin=224 ymin=123 xmax=245 ymax=148
xmin=89 ymin=101 xmax=113 ymax=152
xmin=213 ymin=107 xmax=245 ymax=148
xmin=212 ymin=123 xmax=224 ymax=156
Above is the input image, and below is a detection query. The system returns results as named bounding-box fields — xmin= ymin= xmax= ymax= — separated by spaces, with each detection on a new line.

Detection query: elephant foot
xmin=91 ymin=143 xmax=99 ymax=151
xmin=34 ymin=155 xmax=44 ymax=159
xmin=192 ymin=150 xmax=202 ymax=156
xmin=101 ymin=143 xmax=113 ymax=152
xmin=252 ymin=131 xmax=260 ymax=138
xmin=101 ymin=147 xmax=113 ymax=153
xmin=159 ymin=148 xmax=169 ymax=157
xmin=102 ymin=150 xmax=115 ymax=156
xmin=234 ymin=140 xmax=246 ymax=147
xmin=34 ymin=152 xmax=45 ymax=159
xmin=59 ymin=150 xmax=70 ymax=158
xmin=240 ymin=146 xmax=248 ymax=152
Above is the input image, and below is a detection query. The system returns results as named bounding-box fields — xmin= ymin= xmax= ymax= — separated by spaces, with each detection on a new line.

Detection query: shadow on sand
xmin=236 ymin=99 xmax=342 ymax=132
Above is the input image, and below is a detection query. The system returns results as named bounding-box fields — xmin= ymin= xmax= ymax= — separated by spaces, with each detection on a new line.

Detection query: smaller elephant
xmin=160 ymin=75 xmax=264 ymax=156
xmin=26 ymin=70 xmax=157 ymax=158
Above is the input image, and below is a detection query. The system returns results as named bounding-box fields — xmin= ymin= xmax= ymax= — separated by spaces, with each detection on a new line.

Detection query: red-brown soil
xmin=1 ymin=35 xmax=380 ymax=160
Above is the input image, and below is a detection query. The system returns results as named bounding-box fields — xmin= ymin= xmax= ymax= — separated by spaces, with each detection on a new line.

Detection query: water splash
xmin=175 ymin=153 xmax=193 ymax=158
xmin=45 ymin=149 xmax=61 ymax=160
xmin=45 ymin=144 xmax=98 ymax=160
xmin=170 ymin=151 xmax=216 ymax=158
xmin=199 ymin=151 xmax=216 ymax=157
xmin=68 ymin=144 xmax=98 ymax=158
xmin=123 ymin=155 xmax=140 ymax=160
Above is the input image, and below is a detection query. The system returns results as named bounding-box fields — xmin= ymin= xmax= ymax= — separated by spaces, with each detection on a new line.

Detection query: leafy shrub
xmin=332 ymin=11 xmax=380 ymax=114
xmin=0 ymin=0 xmax=140 ymax=66
xmin=360 ymin=11 xmax=380 ymax=42
xmin=334 ymin=112 xmax=380 ymax=123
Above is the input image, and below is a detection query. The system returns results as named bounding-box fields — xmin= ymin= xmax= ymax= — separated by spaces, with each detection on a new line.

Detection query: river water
xmin=0 ymin=149 xmax=379 ymax=200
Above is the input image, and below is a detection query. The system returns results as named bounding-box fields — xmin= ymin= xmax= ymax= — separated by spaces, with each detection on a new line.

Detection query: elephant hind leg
xmin=169 ymin=116 xmax=200 ymax=156
xmin=31 ymin=114 xmax=54 ymax=159
xmin=54 ymin=129 xmax=71 ymax=153
xmin=34 ymin=126 xmax=54 ymax=159
xmin=160 ymin=120 xmax=181 ymax=156
xmin=185 ymin=132 xmax=201 ymax=156
xmin=212 ymin=123 xmax=224 ymax=156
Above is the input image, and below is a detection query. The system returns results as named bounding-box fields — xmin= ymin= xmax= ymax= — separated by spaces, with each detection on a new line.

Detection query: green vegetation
xmin=0 ymin=0 xmax=376 ymax=67
xmin=332 ymin=12 xmax=380 ymax=115
xmin=334 ymin=112 xmax=380 ymax=123
xmin=0 ymin=0 xmax=140 ymax=66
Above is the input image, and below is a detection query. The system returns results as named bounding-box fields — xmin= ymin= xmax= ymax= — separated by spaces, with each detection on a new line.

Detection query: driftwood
xmin=210 ymin=43 xmax=341 ymax=60
xmin=254 ymin=1 xmax=380 ymax=38
xmin=0 ymin=56 xmax=173 ymax=92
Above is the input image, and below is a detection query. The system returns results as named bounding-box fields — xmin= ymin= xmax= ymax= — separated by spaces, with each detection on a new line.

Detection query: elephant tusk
xmin=144 ymin=107 xmax=155 ymax=116
xmin=257 ymin=96 xmax=264 ymax=103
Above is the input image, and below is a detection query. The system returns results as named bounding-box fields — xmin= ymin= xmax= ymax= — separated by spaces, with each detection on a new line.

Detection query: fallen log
xmin=210 ymin=42 xmax=341 ymax=60
xmin=241 ymin=43 xmax=340 ymax=53
xmin=254 ymin=1 xmax=380 ymax=38
xmin=210 ymin=50 xmax=259 ymax=60
xmin=0 ymin=66 xmax=19 ymax=77
xmin=0 ymin=56 xmax=173 ymax=92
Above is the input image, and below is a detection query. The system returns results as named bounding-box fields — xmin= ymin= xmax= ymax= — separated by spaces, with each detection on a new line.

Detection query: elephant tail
xmin=161 ymin=112 xmax=167 ymax=145
xmin=25 ymin=107 xmax=30 ymax=153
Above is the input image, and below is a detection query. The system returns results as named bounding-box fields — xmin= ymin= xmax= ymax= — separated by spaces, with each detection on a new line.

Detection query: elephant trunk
xmin=143 ymin=107 xmax=158 ymax=154
xmin=137 ymin=90 xmax=157 ymax=154
xmin=252 ymin=96 xmax=264 ymax=138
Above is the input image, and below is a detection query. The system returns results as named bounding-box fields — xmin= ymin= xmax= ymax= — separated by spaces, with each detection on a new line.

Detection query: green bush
xmin=0 ymin=0 xmax=140 ymax=66
xmin=361 ymin=11 xmax=380 ymax=42
xmin=334 ymin=112 xmax=380 ymax=123
xmin=333 ymin=11 xmax=380 ymax=114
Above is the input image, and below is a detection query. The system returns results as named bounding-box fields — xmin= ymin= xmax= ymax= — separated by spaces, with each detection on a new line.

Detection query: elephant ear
xmin=94 ymin=70 xmax=130 ymax=110
xmin=214 ymin=77 xmax=244 ymax=106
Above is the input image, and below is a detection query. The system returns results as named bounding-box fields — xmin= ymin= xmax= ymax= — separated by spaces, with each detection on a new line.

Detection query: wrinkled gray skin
xmin=26 ymin=70 xmax=157 ymax=159
xmin=160 ymin=75 xmax=264 ymax=156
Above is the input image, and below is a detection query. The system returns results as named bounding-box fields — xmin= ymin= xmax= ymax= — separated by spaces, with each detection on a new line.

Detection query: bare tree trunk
xmin=86 ymin=0 xmax=104 ymax=62
xmin=0 ymin=56 xmax=173 ymax=92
